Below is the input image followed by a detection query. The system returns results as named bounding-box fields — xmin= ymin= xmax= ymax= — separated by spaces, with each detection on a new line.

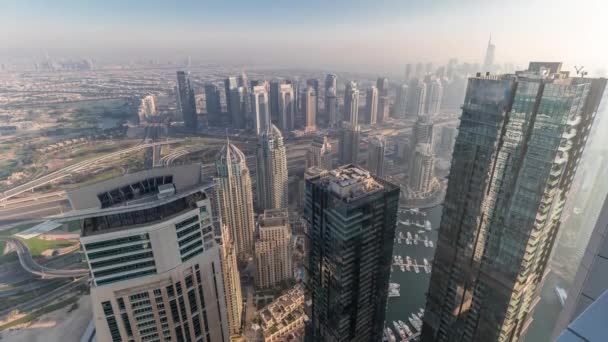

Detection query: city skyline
xmin=1 ymin=1 xmax=607 ymax=74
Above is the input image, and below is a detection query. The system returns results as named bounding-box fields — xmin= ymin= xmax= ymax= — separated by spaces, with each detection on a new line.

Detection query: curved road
xmin=0 ymin=140 xmax=184 ymax=202
xmin=0 ymin=236 xmax=89 ymax=278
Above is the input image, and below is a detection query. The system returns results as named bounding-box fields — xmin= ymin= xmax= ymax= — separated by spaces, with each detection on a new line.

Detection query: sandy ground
xmin=1 ymin=295 xmax=91 ymax=342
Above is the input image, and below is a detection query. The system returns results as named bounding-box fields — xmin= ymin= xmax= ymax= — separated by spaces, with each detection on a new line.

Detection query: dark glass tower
xmin=422 ymin=63 xmax=607 ymax=342
xmin=304 ymin=165 xmax=400 ymax=342
xmin=176 ymin=71 xmax=198 ymax=131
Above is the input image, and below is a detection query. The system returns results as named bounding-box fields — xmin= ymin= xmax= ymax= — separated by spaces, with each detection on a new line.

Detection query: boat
xmin=400 ymin=265 xmax=406 ymax=272
xmin=425 ymin=220 xmax=432 ymax=230
xmin=418 ymin=229 xmax=425 ymax=234
xmin=429 ymin=241 xmax=434 ymax=248
xmin=392 ymin=321 xmax=407 ymax=340
xmin=555 ymin=286 xmax=568 ymax=307
xmin=385 ymin=327 xmax=396 ymax=342
xmin=414 ymin=265 xmax=420 ymax=273
xmin=399 ymin=320 xmax=412 ymax=336
xmin=409 ymin=317 xmax=418 ymax=332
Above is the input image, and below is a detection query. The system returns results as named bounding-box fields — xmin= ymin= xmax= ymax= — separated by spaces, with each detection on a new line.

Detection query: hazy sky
xmin=1 ymin=0 xmax=606 ymax=73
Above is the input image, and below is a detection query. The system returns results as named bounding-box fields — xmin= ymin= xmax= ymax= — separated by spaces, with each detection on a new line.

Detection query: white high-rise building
xmin=256 ymin=125 xmax=288 ymax=211
xmin=138 ymin=95 xmax=157 ymax=123
xmin=424 ymin=77 xmax=443 ymax=117
xmin=254 ymin=209 xmax=293 ymax=289
xmin=409 ymin=143 xmax=434 ymax=193
xmin=277 ymin=83 xmax=295 ymax=132
xmin=304 ymin=86 xmax=317 ymax=133
xmin=344 ymin=81 xmax=360 ymax=125
xmin=69 ymin=165 xmax=230 ymax=342
xmin=214 ymin=142 xmax=256 ymax=260
xmin=252 ymin=85 xmax=271 ymax=135
xmin=366 ymin=86 xmax=378 ymax=125
xmin=406 ymin=78 xmax=426 ymax=118
xmin=306 ymin=134 xmax=333 ymax=170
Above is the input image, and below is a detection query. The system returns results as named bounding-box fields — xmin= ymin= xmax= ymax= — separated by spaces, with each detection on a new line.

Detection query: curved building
xmin=256 ymin=125 xmax=289 ymax=211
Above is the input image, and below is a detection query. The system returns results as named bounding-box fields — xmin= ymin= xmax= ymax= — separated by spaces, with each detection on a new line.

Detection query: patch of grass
xmin=0 ymin=296 xmax=80 ymax=331
xmin=22 ymin=237 xmax=74 ymax=257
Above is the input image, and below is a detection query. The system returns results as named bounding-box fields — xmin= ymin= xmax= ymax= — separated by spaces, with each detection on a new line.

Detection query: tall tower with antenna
xmin=483 ymin=36 xmax=496 ymax=70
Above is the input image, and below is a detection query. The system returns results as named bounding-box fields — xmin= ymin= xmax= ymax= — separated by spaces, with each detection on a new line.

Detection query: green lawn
xmin=22 ymin=237 xmax=75 ymax=257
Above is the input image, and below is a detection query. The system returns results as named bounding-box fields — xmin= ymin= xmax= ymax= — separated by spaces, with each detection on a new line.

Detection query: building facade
xmin=214 ymin=142 xmax=256 ymax=260
xmin=365 ymin=86 xmax=378 ymax=125
xmin=344 ymin=81 xmax=359 ymax=125
xmin=177 ymin=71 xmax=198 ymax=130
xmin=256 ymin=125 xmax=289 ymax=211
xmin=254 ymin=209 xmax=293 ymax=289
xmin=252 ymin=85 xmax=271 ymax=136
xmin=325 ymin=74 xmax=339 ymax=127
xmin=409 ymin=143 xmax=434 ymax=193
xmin=304 ymin=86 xmax=317 ymax=133
xmin=421 ymin=63 xmax=606 ymax=342
xmin=367 ymin=137 xmax=385 ymax=177
xmin=339 ymin=123 xmax=360 ymax=165
xmin=277 ymin=83 xmax=296 ymax=132
xmin=306 ymin=134 xmax=333 ymax=170
xmin=68 ymin=165 xmax=230 ymax=342
xmin=304 ymin=165 xmax=400 ymax=342
xmin=406 ymin=78 xmax=426 ymax=118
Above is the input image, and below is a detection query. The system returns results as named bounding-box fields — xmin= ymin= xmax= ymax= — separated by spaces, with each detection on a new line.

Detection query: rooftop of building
xmin=218 ymin=142 xmax=247 ymax=165
xmin=312 ymin=165 xmax=394 ymax=203
xmin=259 ymin=208 xmax=289 ymax=228
xmin=259 ymin=284 xmax=306 ymax=334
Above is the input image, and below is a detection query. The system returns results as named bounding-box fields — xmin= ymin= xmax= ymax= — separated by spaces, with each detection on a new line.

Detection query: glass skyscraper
xmin=422 ymin=63 xmax=607 ymax=342
xmin=304 ymin=165 xmax=400 ymax=342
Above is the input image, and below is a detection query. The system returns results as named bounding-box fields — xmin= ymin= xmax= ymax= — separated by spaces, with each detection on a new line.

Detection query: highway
xmin=0 ymin=140 xmax=184 ymax=202
xmin=0 ymin=236 xmax=89 ymax=278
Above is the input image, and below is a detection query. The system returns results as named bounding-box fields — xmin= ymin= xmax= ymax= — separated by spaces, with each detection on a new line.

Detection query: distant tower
xmin=339 ymin=123 xmax=360 ymax=165
xmin=204 ymin=83 xmax=222 ymax=116
xmin=306 ymin=78 xmax=320 ymax=122
xmin=367 ymin=137 xmax=386 ymax=177
xmin=306 ymin=134 xmax=333 ymax=170
xmin=176 ymin=71 xmax=198 ymax=131
xmin=376 ymin=77 xmax=390 ymax=123
xmin=405 ymin=64 xmax=413 ymax=81
xmin=304 ymin=165 xmax=400 ymax=342
xmin=254 ymin=209 xmax=293 ymax=289
xmin=409 ymin=143 xmax=434 ymax=193
xmin=344 ymin=81 xmax=360 ymax=125
xmin=277 ymin=83 xmax=296 ymax=132
xmin=256 ymin=125 xmax=289 ymax=211
xmin=365 ymin=86 xmax=378 ymax=125
xmin=394 ymin=84 xmax=408 ymax=118
xmin=325 ymin=74 xmax=339 ymax=127
xmin=483 ymin=36 xmax=496 ymax=70
xmin=224 ymin=76 xmax=238 ymax=116
xmin=413 ymin=114 xmax=434 ymax=146
xmin=304 ymin=86 xmax=317 ymax=133
xmin=251 ymin=85 xmax=271 ymax=135
xmin=215 ymin=142 xmax=256 ymax=261
xmin=229 ymin=86 xmax=247 ymax=129
xmin=424 ymin=77 xmax=443 ymax=117
xmin=406 ymin=78 xmax=426 ymax=118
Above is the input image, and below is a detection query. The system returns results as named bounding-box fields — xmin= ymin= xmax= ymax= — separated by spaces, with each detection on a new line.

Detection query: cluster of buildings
xmin=66 ymin=61 xmax=606 ymax=342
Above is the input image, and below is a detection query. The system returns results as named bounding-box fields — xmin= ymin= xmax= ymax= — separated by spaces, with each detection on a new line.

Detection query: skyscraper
xmin=229 ymin=86 xmax=247 ymax=129
xmin=424 ymin=77 xmax=443 ymax=117
xmin=367 ymin=137 xmax=385 ymax=177
xmin=405 ymin=63 xmax=413 ymax=81
xmin=251 ymin=85 xmax=271 ymax=135
xmin=214 ymin=142 xmax=256 ymax=260
xmin=304 ymin=86 xmax=317 ymax=133
xmin=256 ymin=125 xmax=289 ymax=211
xmin=70 ymin=165 xmax=229 ymax=342
xmin=376 ymin=77 xmax=390 ymax=123
xmin=325 ymin=74 xmax=339 ymax=127
xmin=483 ymin=36 xmax=496 ymax=70
xmin=413 ymin=114 xmax=434 ymax=146
xmin=176 ymin=71 xmax=198 ymax=130
xmin=277 ymin=83 xmax=296 ymax=132
xmin=204 ymin=83 xmax=222 ymax=117
xmin=365 ymin=86 xmax=378 ymax=125
xmin=254 ymin=209 xmax=293 ymax=289
xmin=394 ymin=84 xmax=408 ymax=118
xmin=409 ymin=143 xmax=434 ymax=193
xmin=217 ymin=224 xmax=243 ymax=338
xmin=307 ymin=78 xmax=320 ymax=122
xmin=306 ymin=134 xmax=333 ymax=170
xmin=406 ymin=78 xmax=427 ymax=118
xmin=339 ymin=122 xmax=360 ymax=165
xmin=224 ymin=76 xmax=238 ymax=115
xmin=422 ymin=63 xmax=607 ymax=342
xmin=344 ymin=81 xmax=359 ymax=125
xmin=304 ymin=165 xmax=400 ymax=342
